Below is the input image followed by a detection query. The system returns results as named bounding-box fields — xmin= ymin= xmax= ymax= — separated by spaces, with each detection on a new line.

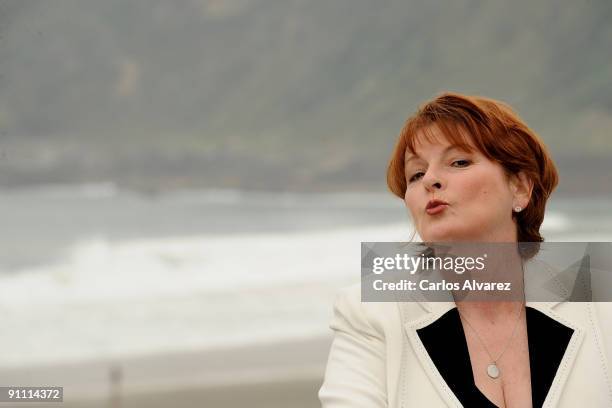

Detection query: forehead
xmin=405 ymin=122 xmax=477 ymax=160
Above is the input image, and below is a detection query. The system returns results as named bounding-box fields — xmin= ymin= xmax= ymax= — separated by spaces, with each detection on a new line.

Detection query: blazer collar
xmin=399 ymin=259 xmax=586 ymax=407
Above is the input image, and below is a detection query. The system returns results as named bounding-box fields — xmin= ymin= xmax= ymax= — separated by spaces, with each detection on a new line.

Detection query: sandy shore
xmin=0 ymin=336 xmax=332 ymax=408
xmin=57 ymin=376 xmax=322 ymax=408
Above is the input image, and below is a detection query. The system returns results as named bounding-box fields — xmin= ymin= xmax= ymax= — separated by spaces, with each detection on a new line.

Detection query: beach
xmin=74 ymin=376 xmax=323 ymax=408
xmin=0 ymin=336 xmax=332 ymax=408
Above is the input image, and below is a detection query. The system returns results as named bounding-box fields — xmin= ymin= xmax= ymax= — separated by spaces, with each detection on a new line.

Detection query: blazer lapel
xmin=401 ymin=299 xmax=585 ymax=408
xmin=526 ymin=302 xmax=585 ymax=408
xmin=403 ymin=301 xmax=465 ymax=407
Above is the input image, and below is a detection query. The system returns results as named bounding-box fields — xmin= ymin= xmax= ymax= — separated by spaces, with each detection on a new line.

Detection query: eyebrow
xmin=404 ymin=145 xmax=466 ymax=165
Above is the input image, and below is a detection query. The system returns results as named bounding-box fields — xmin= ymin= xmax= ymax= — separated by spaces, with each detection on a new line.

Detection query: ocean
xmin=0 ymin=183 xmax=610 ymax=368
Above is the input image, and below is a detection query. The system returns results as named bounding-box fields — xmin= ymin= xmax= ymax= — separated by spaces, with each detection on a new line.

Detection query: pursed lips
xmin=425 ymin=199 xmax=449 ymax=215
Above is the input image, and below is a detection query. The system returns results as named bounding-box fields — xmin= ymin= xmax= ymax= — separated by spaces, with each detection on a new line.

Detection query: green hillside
xmin=0 ymin=0 xmax=610 ymax=194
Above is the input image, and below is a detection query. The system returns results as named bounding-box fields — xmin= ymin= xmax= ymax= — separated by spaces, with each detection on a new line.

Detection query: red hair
xmin=387 ymin=92 xmax=558 ymax=245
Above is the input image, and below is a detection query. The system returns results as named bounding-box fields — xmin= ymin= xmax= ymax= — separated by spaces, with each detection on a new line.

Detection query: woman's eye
xmin=408 ymin=172 xmax=424 ymax=183
xmin=452 ymin=159 xmax=471 ymax=167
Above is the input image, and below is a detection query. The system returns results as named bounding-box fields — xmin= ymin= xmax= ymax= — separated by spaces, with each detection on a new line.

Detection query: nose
xmin=422 ymin=169 xmax=443 ymax=192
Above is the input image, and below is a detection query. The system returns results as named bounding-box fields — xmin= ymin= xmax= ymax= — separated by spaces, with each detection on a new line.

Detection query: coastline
xmin=0 ymin=336 xmax=332 ymax=408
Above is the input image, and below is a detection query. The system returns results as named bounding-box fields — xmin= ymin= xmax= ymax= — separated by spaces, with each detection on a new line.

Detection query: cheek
xmin=404 ymin=191 xmax=420 ymax=218
xmin=470 ymin=177 xmax=511 ymax=207
xmin=460 ymin=177 xmax=490 ymax=200
xmin=457 ymin=174 xmax=505 ymax=207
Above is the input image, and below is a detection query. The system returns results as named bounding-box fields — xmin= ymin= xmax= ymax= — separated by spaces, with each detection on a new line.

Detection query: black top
xmin=416 ymin=307 xmax=574 ymax=408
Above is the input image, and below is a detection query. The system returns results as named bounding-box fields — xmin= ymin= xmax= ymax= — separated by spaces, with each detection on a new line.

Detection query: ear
xmin=509 ymin=171 xmax=533 ymax=210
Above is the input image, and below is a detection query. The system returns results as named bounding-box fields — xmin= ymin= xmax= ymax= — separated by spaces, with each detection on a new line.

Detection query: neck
xmin=455 ymin=300 xmax=524 ymax=323
xmin=436 ymin=221 xmax=518 ymax=243
xmin=450 ymin=242 xmax=526 ymax=317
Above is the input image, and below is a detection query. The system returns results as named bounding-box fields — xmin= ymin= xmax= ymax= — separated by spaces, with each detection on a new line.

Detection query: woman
xmin=318 ymin=93 xmax=612 ymax=407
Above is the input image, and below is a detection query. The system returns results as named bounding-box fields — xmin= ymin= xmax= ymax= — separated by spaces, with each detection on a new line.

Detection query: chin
xmin=421 ymin=227 xmax=469 ymax=242
xmin=421 ymin=232 xmax=452 ymax=242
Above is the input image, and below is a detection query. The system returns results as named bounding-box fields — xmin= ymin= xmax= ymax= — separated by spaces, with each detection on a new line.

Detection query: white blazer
xmin=318 ymin=270 xmax=612 ymax=407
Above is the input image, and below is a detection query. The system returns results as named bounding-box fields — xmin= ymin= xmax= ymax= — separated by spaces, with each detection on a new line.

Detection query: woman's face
xmin=403 ymin=125 xmax=526 ymax=242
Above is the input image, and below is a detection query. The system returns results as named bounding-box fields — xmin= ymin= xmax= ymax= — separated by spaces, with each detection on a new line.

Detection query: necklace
xmin=457 ymin=302 xmax=524 ymax=380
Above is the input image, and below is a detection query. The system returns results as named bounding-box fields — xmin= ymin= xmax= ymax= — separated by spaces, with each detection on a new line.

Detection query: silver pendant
xmin=487 ymin=363 xmax=500 ymax=379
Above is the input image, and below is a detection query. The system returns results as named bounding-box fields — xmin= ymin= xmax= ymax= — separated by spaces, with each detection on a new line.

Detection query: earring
xmin=514 ymin=206 xmax=522 ymax=212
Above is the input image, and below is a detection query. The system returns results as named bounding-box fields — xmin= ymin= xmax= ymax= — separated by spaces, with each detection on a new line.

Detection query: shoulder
xmin=330 ymin=282 xmax=429 ymax=339
xmin=591 ymin=302 xmax=612 ymax=350
xmin=549 ymin=301 xmax=612 ymax=369
xmin=591 ymin=302 xmax=612 ymax=319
